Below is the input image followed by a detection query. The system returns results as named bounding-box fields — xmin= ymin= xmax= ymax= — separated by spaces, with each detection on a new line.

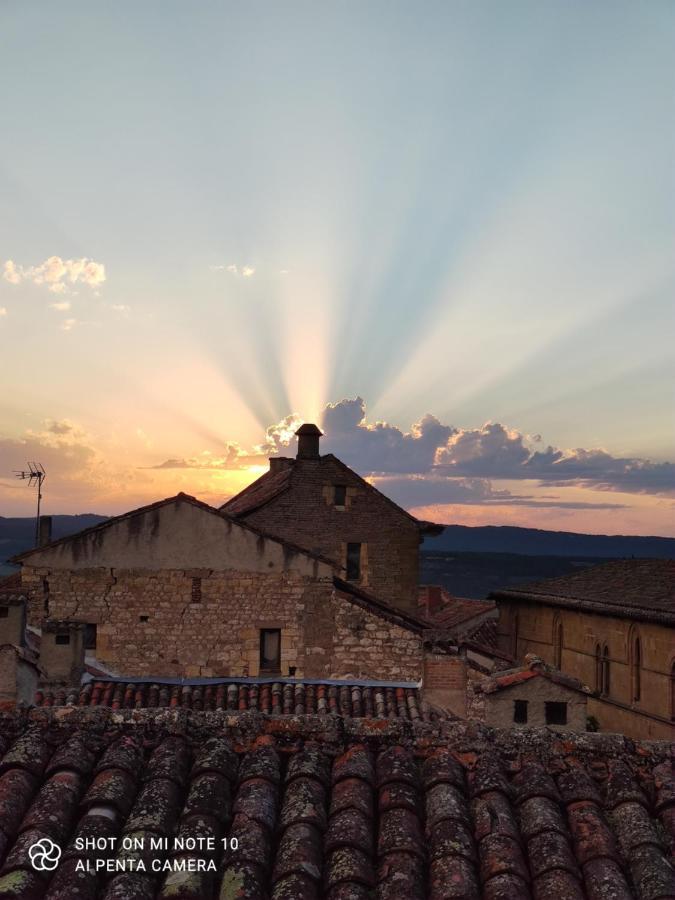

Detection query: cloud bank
xmin=3 ymin=256 xmax=106 ymax=293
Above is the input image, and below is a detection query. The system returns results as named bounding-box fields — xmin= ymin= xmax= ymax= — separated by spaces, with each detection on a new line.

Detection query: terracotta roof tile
xmin=0 ymin=713 xmax=670 ymax=899
xmin=35 ymin=677 xmax=434 ymax=722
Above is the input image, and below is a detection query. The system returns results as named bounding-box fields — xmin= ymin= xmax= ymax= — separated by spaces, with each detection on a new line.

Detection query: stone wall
xmin=20 ymin=565 xmax=424 ymax=682
xmin=240 ymin=457 xmax=422 ymax=613
xmin=496 ymin=598 xmax=674 ymax=740
xmin=483 ymin=676 xmax=587 ymax=732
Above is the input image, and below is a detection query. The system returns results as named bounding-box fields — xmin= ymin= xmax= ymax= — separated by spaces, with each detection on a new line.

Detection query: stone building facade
xmin=11 ymin=493 xmax=425 ymax=683
xmin=221 ymin=424 xmax=442 ymax=613
xmin=475 ymin=655 xmax=589 ymax=732
xmin=493 ymin=559 xmax=675 ymax=740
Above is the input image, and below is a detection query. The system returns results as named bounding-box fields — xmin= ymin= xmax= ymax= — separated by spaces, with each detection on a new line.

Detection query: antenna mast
xmin=14 ymin=462 xmax=46 ymax=547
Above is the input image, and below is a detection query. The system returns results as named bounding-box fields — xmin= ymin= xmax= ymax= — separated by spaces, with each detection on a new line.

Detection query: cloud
xmin=0 ymin=307 xmax=6 ymax=317
xmin=210 ymin=263 xmax=255 ymax=277
xmin=2 ymin=256 xmax=106 ymax=294
xmin=61 ymin=318 xmax=77 ymax=331
xmin=371 ymin=474 xmax=626 ymax=510
xmin=144 ymin=398 xmax=675 ymax=506
xmin=50 ymin=300 xmax=71 ymax=312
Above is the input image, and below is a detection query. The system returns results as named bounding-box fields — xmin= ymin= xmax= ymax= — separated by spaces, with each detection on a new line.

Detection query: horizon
xmin=1 ymin=2 xmax=674 ymax=535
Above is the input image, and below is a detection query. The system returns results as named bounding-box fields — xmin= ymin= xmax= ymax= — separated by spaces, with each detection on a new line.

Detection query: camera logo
xmin=28 ymin=838 xmax=61 ymax=871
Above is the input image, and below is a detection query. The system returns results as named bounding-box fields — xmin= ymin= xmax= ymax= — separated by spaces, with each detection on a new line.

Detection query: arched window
xmin=602 ymin=644 xmax=610 ymax=696
xmin=630 ymin=629 xmax=642 ymax=703
xmin=553 ymin=617 xmax=563 ymax=669
xmin=595 ymin=644 xmax=602 ymax=692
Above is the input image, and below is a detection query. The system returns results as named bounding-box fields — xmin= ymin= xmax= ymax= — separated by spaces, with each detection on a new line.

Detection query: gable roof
xmin=0 ymin=710 xmax=671 ymax=899
xmin=491 ymin=558 xmax=675 ymax=626
xmin=9 ymin=492 xmax=335 ymax=569
xmin=221 ymin=454 xmax=444 ymax=535
xmin=477 ymin=656 xmax=591 ymax=696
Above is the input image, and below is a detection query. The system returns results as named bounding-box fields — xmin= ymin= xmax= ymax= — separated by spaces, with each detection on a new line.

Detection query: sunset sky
xmin=1 ymin=2 xmax=674 ymax=535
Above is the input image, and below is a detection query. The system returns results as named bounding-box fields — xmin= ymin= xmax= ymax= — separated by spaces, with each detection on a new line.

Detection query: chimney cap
xmin=295 ymin=423 xmax=323 ymax=436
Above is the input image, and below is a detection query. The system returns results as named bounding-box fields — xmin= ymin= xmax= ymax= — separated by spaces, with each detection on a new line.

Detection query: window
xmin=191 ymin=577 xmax=202 ymax=603
xmin=84 ymin=624 xmax=97 ymax=651
xmin=55 ymin=633 xmax=70 ymax=646
xmin=333 ymin=485 xmax=347 ymax=506
xmin=545 ymin=701 xmax=568 ymax=725
xmin=595 ymin=643 xmax=602 ymax=692
xmin=139 ymin=615 xmax=149 ymax=623
xmin=602 ymin=644 xmax=611 ymax=696
xmin=346 ymin=543 xmax=362 ymax=581
xmin=630 ymin=630 xmax=641 ymax=703
xmin=671 ymin=661 xmax=675 ymax=722
xmin=0 ymin=608 xmax=8 ymax=619
xmin=513 ymin=699 xmax=528 ymax=724
xmin=260 ymin=629 xmax=281 ymax=673
xmin=553 ymin=617 xmax=563 ymax=669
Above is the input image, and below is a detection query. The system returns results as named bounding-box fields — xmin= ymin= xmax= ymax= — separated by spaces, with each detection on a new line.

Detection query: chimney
xmin=38 ymin=515 xmax=52 ymax=548
xmin=421 ymin=585 xmax=445 ymax=615
xmin=295 ymin=423 xmax=322 ymax=460
xmin=269 ymin=457 xmax=294 ymax=474
xmin=0 ymin=598 xmax=27 ymax=647
xmin=40 ymin=620 xmax=86 ymax=684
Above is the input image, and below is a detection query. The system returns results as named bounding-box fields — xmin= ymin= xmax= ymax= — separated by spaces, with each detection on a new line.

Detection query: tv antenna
xmin=14 ymin=462 xmax=46 ymax=547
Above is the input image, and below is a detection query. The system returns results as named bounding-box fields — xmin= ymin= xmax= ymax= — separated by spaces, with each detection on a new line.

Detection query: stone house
xmin=472 ymin=654 xmax=590 ymax=731
xmin=9 ymin=493 xmax=428 ymax=684
xmin=221 ymin=423 xmax=443 ymax=613
xmin=492 ymin=559 xmax=675 ymax=740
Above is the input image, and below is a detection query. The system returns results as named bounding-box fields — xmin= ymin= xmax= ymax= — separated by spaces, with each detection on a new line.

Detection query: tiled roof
xmin=34 ymin=678 xmax=434 ymax=722
xmin=0 ymin=711 xmax=671 ymax=900
xmin=478 ymin=657 xmax=590 ymax=696
xmin=492 ymin=559 xmax=675 ymax=625
xmin=221 ymin=467 xmax=294 ymax=517
xmin=419 ymin=589 xmax=495 ymax=632
xmin=221 ymin=454 xmax=444 ymax=534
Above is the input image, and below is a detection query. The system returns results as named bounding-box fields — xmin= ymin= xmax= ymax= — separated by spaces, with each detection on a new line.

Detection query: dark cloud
xmin=372 ymin=475 xmax=626 ymax=510
xmin=321 ymin=397 xmax=455 ymax=474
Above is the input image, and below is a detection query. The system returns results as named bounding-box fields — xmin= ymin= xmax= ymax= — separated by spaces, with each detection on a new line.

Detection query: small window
xmin=0 ymin=607 xmax=8 ymax=619
xmin=545 ymin=701 xmax=568 ymax=725
xmin=602 ymin=644 xmax=611 ymax=696
xmin=513 ymin=699 xmax=528 ymax=723
xmin=139 ymin=615 xmax=149 ymax=623
xmin=346 ymin=543 xmax=362 ymax=581
xmin=84 ymin=624 xmax=97 ymax=651
xmin=260 ymin=629 xmax=281 ymax=673
xmin=191 ymin=577 xmax=202 ymax=603
xmin=55 ymin=633 xmax=70 ymax=645
xmin=334 ymin=485 xmax=347 ymax=506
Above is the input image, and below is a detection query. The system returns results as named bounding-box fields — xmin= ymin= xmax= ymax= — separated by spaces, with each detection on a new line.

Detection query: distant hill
xmin=0 ymin=515 xmax=108 ymax=574
xmin=422 ymin=524 xmax=675 ymax=559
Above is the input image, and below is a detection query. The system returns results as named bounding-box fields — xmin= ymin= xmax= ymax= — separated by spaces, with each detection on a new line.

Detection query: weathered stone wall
xmin=240 ymin=457 xmax=422 ymax=613
xmin=19 ymin=494 xmax=331 ymax=580
xmin=20 ymin=566 xmax=423 ymax=682
xmin=483 ymin=677 xmax=587 ymax=731
xmin=496 ymin=598 xmax=674 ymax=740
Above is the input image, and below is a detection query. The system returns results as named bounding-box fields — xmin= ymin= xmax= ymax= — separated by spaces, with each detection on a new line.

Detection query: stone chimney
xmin=38 ymin=515 xmax=53 ymax=547
xmin=295 ymin=423 xmax=322 ymax=460
xmin=40 ymin=620 xmax=86 ymax=684
xmin=269 ymin=457 xmax=294 ymax=474
xmin=0 ymin=598 xmax=27 ymax=647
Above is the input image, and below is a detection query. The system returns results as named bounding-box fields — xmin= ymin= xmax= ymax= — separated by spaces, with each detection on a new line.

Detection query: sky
xmin=1 ymin=1 xmax=674 ymax=535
